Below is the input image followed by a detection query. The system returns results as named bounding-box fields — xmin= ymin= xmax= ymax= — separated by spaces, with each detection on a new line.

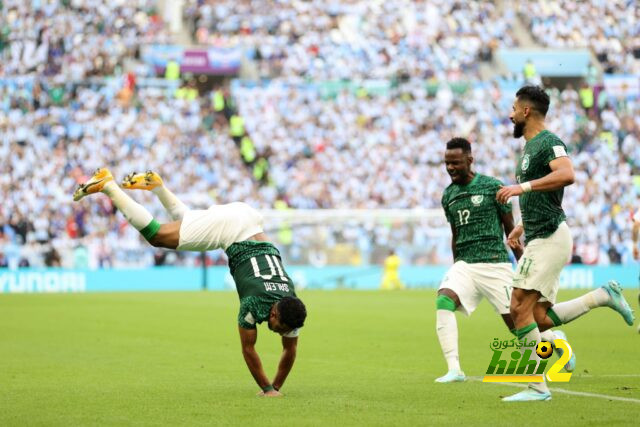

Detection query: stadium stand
xmin=0 ymin=0 xmax=638 ymax=268
xmin=185 ymin=0 xmax=517 ymax=79
xmin=0 ymin=0 xmax=172 ymax=78
xmin=520 ymin=0 xmax=640 ymax=74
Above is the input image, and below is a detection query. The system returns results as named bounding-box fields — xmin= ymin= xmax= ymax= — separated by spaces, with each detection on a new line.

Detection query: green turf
xmin=1 ymin=290 xmax=639 ymax=426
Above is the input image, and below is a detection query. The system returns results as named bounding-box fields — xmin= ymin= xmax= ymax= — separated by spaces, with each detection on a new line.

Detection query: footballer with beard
xmin=495 ymin=85 xmax=634 ymax=402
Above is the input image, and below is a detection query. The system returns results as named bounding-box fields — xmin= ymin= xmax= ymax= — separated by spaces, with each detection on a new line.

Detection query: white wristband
xmin=520 ymin=182 xmax=532 ymax=193
xmin=516 ymin=219 xmax=523 ymax=228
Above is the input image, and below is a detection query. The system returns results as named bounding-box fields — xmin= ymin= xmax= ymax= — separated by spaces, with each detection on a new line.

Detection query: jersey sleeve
xmin=541 ymin=138 xmax=568 ymax=166
xmin=634 ymin=210 xmax=640 ymax=223
xmin=238 ymin=299 xmax=257 ymax=329
xmin=441 ymin=191 xmax=452 ymax=223
xmin=492 ymin=179 xmax=512 ymax=214
xmin=497 ymin=200 xmax=512 ymax=215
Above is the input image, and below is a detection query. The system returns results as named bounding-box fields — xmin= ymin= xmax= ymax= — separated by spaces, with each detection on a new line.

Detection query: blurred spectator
xmin=520 ymin=1 xmax=640 ymax=74
xmin=44 ymin=245 xmax=62 ymax=267
xmin=73 ymin=243 xmax=89 ymax=269
xmin=0 ymin=0 xmax=638 ymax=268
xmin=0 ymin=0 xmax=172 ymax=78
xmin=523 ymin=59 xmax=538 ymax=84
xmin=185 ymin=0 xmax=517 ymax=80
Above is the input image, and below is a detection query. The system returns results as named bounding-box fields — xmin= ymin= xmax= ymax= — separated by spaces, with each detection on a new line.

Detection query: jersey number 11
xmin=250 ymin=255 xmax=289 ymax=282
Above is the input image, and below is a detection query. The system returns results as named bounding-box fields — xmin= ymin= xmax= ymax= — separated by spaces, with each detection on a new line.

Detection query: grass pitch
xmin=1 ymin=290 xmax=639 ymax=426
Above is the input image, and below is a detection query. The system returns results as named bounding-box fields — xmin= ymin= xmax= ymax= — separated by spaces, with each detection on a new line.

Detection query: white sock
xmin=539 ymin=330 xmax=557 ymax=343
xmin=436 ymin=310 xmax=461 ymax=372
xmin=551 ymin=288 xmax=609 ymax=324
xmin=540 ymin=329 xmax=567 ymax=359
xmin=102 ymin=181 xmax=154 ymax=230
xmin=152 ymin=186 xmax=188 ymax=221
xmin=521 ymin=326 xmax=549 ymax=393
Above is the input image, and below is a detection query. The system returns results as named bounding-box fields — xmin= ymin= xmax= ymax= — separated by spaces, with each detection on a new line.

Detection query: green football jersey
xmin=441 ymin=174 xmax=512 ymax=264
xmin=515 ymin=130 xmax=568 ymax=244
xmin=225 ymin=241 xmax=297 ymax=330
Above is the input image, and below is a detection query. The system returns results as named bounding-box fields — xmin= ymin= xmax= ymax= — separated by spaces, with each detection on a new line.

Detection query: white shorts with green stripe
xmin=513 ymin=221 xmax=572 ymax=304
xmin=439 ymin=261 xmax=513 ymax=316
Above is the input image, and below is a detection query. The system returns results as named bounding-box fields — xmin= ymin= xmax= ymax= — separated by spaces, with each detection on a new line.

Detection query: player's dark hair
xmin=515 ymin=85 xmax=550 ymax=117
xmin=278 ymin=296 xmax=307 ymax=329
xmin=446 ymin=137 xmax=471 ymax=153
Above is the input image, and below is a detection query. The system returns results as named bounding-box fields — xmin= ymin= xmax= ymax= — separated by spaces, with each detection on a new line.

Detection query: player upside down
xmin=73 ymin=169 xmax=307 ymax=397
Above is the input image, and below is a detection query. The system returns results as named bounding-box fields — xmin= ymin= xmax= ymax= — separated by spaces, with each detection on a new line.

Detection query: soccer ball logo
xmin=536 ymin=341 xmax=553 ymax=359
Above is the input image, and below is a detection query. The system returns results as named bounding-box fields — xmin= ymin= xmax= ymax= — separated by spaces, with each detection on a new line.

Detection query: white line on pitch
xmin=467 ymin=377 xmax=640 ymax=404
xmin=578 ymin=374 xmax=640 ymax=378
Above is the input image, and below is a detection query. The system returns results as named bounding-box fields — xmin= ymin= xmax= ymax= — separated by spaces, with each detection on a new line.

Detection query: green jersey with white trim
xmin=442 ymin=174 xmax=512 ymax=264
xmin=225 ymin=241 xmax=297 ymax=330
xmin=515 ymin=130 xmax=568 ymax=244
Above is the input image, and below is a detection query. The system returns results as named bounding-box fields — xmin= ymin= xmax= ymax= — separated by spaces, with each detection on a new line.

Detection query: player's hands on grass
xmin=257 ymin=390 xmax=282 ymax=397
xmin=496 ymin=185 xmax=524 ymax=204
xmin=507 ymin=225 xmax=524 ymax=251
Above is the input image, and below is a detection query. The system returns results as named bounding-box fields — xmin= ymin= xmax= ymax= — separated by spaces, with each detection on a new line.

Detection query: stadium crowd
xmin=520 ymin=0 xmax=640 ymax=74
xmin=233 ymin=79 xmax=640 ymax=265
xmin=185 ymin=0 xmax=517 ymax=80
xmin=0 ymin=0 xmax=171 ymax=78
xmin=1 ymin=78 xmax=261 ymax=268
xmin=0 ymin=0 xmax=639 ymax=268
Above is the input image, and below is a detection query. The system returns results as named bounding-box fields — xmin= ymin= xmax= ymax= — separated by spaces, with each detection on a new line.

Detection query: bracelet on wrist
xmin=261 ymin=384 xmax=275 ymax=392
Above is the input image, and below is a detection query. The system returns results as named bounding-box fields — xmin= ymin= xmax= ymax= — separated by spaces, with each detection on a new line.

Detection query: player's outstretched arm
xmin=500 ymin=212 xmax=523 ymax=260
xmin=238 ymin=327 xmax=281 ymax=396
xmin=272 ymin=336 xmax=298 ymax=391
xmin=496 ymin=157 xmax=575 ymax=203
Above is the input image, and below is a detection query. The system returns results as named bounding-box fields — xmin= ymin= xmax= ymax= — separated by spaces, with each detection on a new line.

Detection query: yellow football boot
xmin=73 ymin=168 xmax=114 ymax=201
xmin=121 ymin=170 xmax=163 ymax=191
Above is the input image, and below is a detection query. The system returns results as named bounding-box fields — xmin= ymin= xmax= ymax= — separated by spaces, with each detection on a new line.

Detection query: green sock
xmin=140 ymin=219 xmax=161 ymax=242
xmin=436 ymin=295 xmax=457 ymax=311
xmin=514 ymin=322 xmax=537 ymax=340
xmin=546 ymin=308 xmax=563 ymax=327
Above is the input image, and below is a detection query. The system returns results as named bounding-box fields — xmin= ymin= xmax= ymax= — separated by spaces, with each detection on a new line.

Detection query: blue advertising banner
xmin=0 ymin=265 xmax=637 ymax=293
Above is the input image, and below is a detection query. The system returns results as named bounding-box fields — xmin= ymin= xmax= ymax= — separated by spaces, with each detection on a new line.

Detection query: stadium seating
xmin=185 ymin=0 xmax=517 ymax=79
xmin=0 ymin=1 xmax=638 ymax=268
xmin=520 ymin=0 xmax=640 ymax=74
xmin=0 ymin=0 xmax=171 ymax=78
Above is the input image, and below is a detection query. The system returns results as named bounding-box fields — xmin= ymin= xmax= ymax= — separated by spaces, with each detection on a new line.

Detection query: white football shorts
xmin=439 ymin=261 xmax=513 ymax=315
xmin=513 ymin=221 xmax=572 ymax=304
xmin=177 ymin=202 xmax=264 ymax=251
